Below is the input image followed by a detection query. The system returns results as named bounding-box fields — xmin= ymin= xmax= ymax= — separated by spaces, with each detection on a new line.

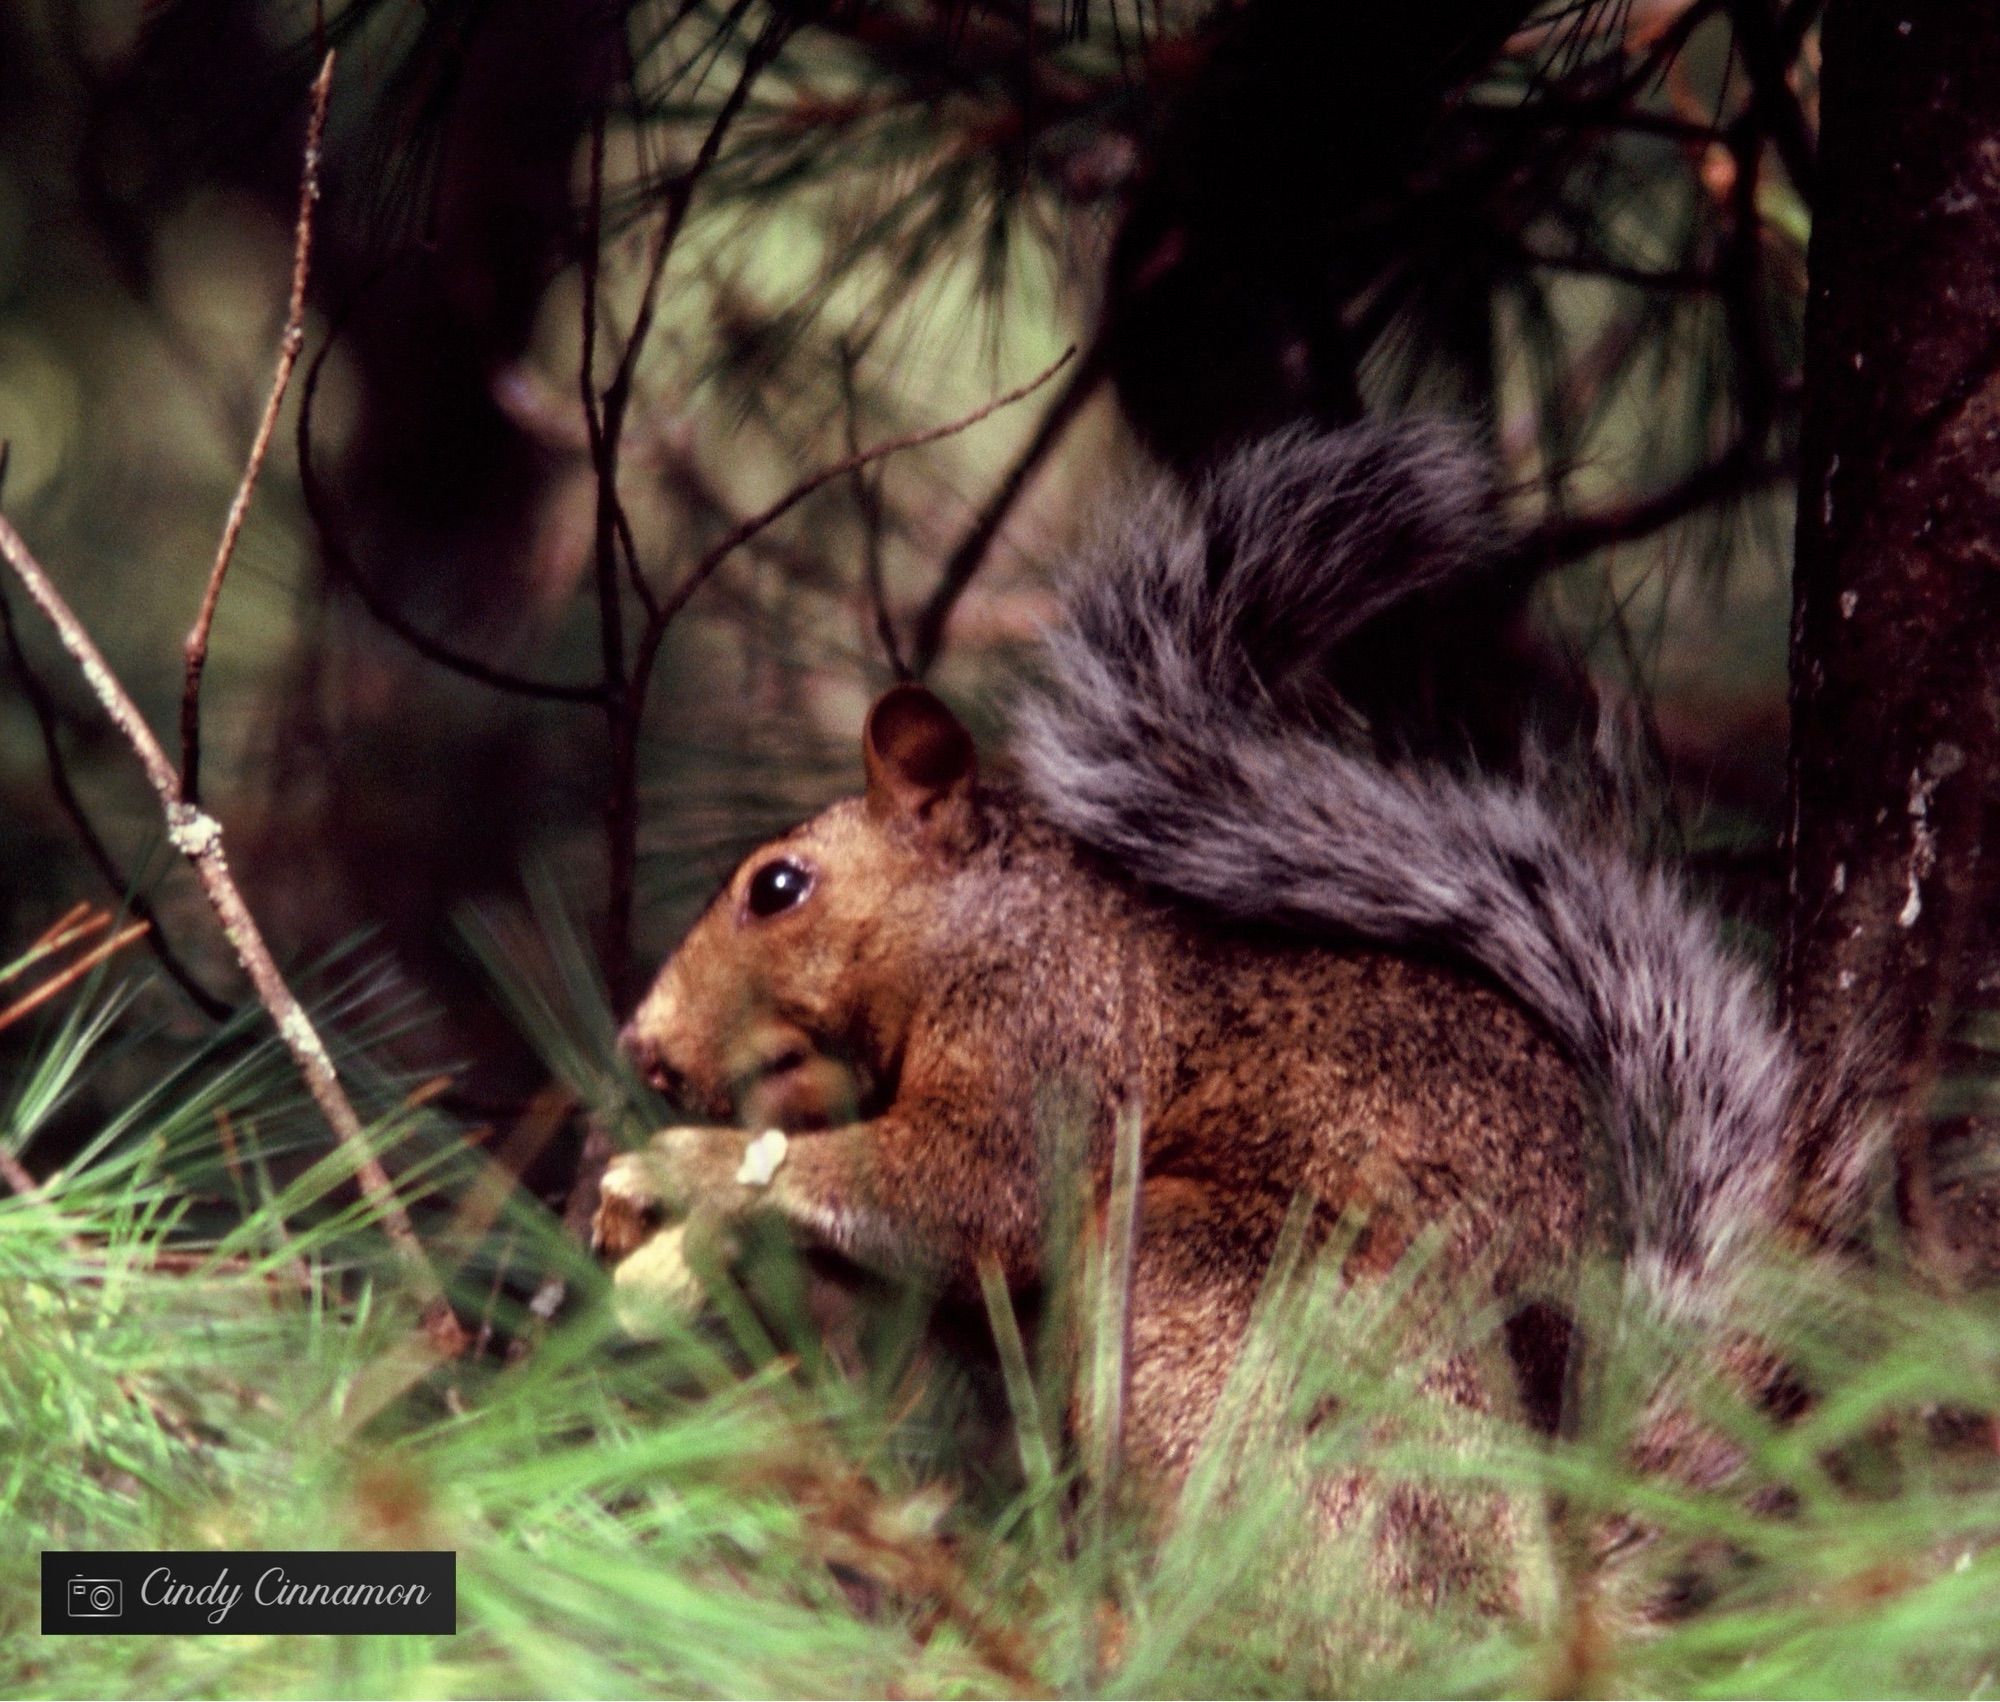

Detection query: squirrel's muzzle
xmin=619 ymin=1019 xmax=690 ymax=1106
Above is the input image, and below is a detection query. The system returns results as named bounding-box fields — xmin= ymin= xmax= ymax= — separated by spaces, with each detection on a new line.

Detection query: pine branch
xmin=1515 ymin=439 xmax=1793 ymax=569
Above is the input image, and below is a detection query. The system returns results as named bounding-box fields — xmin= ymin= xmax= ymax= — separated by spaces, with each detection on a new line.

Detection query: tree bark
xmin=1783 ymin=1 xmax=2000 ymax=1255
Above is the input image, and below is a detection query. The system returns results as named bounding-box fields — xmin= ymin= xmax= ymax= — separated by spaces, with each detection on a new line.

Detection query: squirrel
xmin=593 ymin=420 xmax=1801 ymax=1590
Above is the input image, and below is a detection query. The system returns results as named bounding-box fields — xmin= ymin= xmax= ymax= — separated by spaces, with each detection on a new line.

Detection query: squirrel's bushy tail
xmin=1014 ymin=422 xmax=1794 ymax=1306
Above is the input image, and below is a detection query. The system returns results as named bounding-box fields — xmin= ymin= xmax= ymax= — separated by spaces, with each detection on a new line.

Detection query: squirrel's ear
xmin=863 ymin=684 xmax=979 ymax=844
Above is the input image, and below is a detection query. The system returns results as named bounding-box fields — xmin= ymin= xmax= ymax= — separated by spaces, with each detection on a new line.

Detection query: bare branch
xmin=1722 ymin=0 xmax=1818 ymax=204
xmin=1521 ymin=247 xmax=1724 ymax=293
xmin=579 ymin=19 xmax=790 ymax=989
xmin=593 ymin=349 xmax=1075 ymax=983
xmin=296 ymin=309 xmax=607 ymax=706
xmin=180 ymin=50 xmax=334 ymax=805
xmin=603 ymin=11 xmax=792 ymax=459
xmin=578 ymin=115 xmax=660 ymax=625
xmin=580 ymin=109 xmax=639 ymax=690
xmin=0 ymin=512 xmax=466 ymax=1353
xmin=588 ymin=9 xmax=790 ymax=635
xmin=1776 ymin=0 xmax=1825 ymax=57
xmin=656 ymin=443 xmax=834 ymax=589
xmin=1719 ymin=111 xmax=1783 ymax=449
xmin=1465 ymin=96 xmax=1724 ymax=144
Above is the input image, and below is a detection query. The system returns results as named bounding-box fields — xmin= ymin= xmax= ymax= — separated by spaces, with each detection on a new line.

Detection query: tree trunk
xmin=1783 ymin=1 xmax=2000 ymax=1257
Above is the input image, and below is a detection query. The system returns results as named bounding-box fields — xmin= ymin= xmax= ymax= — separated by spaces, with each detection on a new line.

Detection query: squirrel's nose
xmin=618 ymin=1020 xmax=688 ymax=1104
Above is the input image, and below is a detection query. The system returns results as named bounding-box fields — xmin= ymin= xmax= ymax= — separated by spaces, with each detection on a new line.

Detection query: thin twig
xmin=0 ymin=512 xmax=466 ymax=1354
xmin=908 ymin=340 xmax=1104 ymax=674
xmin=580 ymin=108 xmax=637 ymax=692
xmin=579 ymin=115 xmax=660 ymax=624
xmin=586 ymin=5 xmax=785 ymax=635
xmin=1721 ymin=0 xmax=1817 ymax=203
xmin=656 ymin=443 xmax=835 ymax=589
xmin=582 ymin=14 xmax=789 ymax=989
xmin=580 ymin=109 xmax=641 ymax=997
xmin=602 ymin=7 xmax=787 ymax=466
xmin=595 ymin=348 xmax=1075 ymax=990
xmin=1522 ymin=247 xmax=1724 ymax=293
xmin=633 ymin=346 xmax=1079 ymax=702
xmin=1776 ymin=0 xmax=1824 ymax=56
xmin=1465 ymin=96 xmax=1724 ymax=144
xmin=0 ymin=584 xmax=232 ymax=1016
xmin=1720 ymin=108 xmax=1782 ymax=450
xmin=295 ymin=314 xmax=607 ymax=705
xmin=180 ymin=51 xmax=333 ymax=806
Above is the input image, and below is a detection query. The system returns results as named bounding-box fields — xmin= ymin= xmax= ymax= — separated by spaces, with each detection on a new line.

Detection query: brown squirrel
xmin=593 ymin=422 xmax=1798 ymax=1579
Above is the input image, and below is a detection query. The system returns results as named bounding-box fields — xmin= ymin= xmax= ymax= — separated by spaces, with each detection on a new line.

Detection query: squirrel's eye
xmin=745 ymin=857 xmax=814 ymax=919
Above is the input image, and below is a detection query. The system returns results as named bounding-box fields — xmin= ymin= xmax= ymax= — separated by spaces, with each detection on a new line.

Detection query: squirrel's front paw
xmin=592 ymin=1145 xmax=679 ymax=1260
xmin=593 ymin=1126 xmax=784 ymax=1338
xmin=592 ymin=1125 xmax=788 ymax=1259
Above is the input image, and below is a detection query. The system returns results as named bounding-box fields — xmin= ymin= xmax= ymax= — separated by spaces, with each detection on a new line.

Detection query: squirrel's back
xmin=1014 ymin=421 xmax=1798 ymax=1311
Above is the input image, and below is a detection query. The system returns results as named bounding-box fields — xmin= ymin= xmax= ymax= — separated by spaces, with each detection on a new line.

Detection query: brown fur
xmin=601 ymin=687 xmax=1597 ymax=1579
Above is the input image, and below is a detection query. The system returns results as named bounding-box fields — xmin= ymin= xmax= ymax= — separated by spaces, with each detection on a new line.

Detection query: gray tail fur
xmin=1013 ymin=421 xmax=1794 ymax=1306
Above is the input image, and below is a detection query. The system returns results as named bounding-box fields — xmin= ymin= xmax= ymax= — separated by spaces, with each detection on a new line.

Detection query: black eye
xmin=745 ymin=857 xmax=814 ymax=919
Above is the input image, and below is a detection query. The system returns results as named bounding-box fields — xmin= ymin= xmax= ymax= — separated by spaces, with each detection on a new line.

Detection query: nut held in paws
xmin=610 ymin=1223 xmax=707 ymax=1339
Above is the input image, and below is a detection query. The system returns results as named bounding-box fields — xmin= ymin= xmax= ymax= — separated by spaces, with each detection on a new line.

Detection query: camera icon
xmin=67 ymin=1577 xmax=122 ymax=1618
